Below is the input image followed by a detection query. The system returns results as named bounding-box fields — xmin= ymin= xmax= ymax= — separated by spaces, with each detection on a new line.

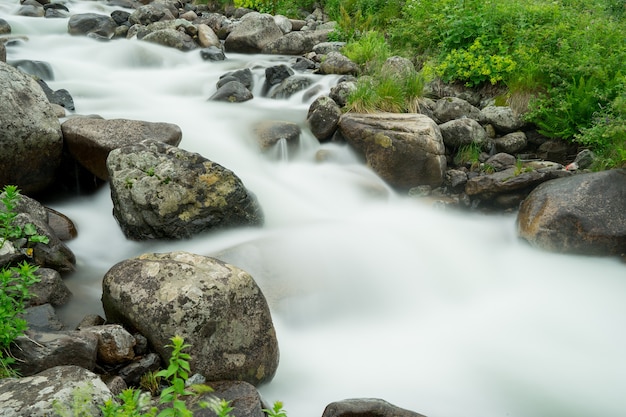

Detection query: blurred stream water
xmin=2 ymin=2 xmax=626 ymax=417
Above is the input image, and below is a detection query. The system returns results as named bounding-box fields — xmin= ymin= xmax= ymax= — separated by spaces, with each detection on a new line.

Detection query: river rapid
xmin=2 ymin=2 xmax=626 ymax=417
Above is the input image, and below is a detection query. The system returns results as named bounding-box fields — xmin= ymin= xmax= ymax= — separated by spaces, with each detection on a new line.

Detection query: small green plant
xmin=453 ymin=143 xmax=483 ymax=170
xmin=0 ymin=261 xmax=40 ymax=378
xmin=263 ymin=401 xmax=288 ymax=417
xmin=206 ymin=398 xmax=234 ymax=417
xmin=513 ymin=159 xmax=534 ymax=176
xmin=140 ymin=370 xmax=162 ymax=396
xmin=0 ymin=185 xmax=50 ymax=252
xmin=100 ymin=336 xmax=212 ymax=417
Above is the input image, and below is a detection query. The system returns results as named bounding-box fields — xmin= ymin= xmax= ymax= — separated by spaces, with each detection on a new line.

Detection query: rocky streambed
xmin=1 ymin=0 xmax=625 ymax=416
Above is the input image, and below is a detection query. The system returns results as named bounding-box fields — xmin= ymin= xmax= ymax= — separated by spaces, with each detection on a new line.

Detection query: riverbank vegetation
xmin=213 ymin=0 xmax=626 ymax=170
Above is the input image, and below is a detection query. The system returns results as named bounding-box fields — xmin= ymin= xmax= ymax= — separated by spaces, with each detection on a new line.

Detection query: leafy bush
xmin=233 ymin=0 xmax=315 ymax=17
xmin=435 ymin=37 xmax=516 ymax=87
xmin=0 ymin=185 xmax=49 ymax=378
xmin=0 ymin=262 xmax=40 ymax=378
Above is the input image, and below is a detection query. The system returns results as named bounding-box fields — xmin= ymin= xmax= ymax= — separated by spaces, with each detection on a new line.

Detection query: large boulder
xmin=61 ymin=118 xmax=183 ymax=180
xmin=224 ymin=12 xmax=283 ymax=53
xmin=338 ymin=113 xmax=447 ymax=188
xmin=261 ymin=29 xmax=331 ymax=55
xmin=0 ymin=61 xmax=63 ymax=195
xmin=101 ymin=251 xmax=280 ymax=386
xmin=0 ymin=365 xmax=112 ymax=417
xmin=517 ymin=169 xmax=626 ymax=256
xmin=106 ymin=139 xmax=263 ymax=240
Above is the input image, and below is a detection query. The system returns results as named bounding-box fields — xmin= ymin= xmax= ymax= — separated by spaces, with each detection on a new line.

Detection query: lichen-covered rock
xmin=101 ymin=251 xmax=279 ymax=386
xmin=129 ymin=1 xmax=177 ymax=26
xmin=0 ymin=61 xmax=63 ymax=195
xmin=338 ymin=113 xmax=446 ymax=188
xmin=62 ymin=118 xmax=182 ymax=181
xmin=0 ymin=365 xmax=112 ymax=417
xmin=106 ymin=139 xmax=263 ymax=240
xmin=517 ymin=169 xmax=626 ymax=256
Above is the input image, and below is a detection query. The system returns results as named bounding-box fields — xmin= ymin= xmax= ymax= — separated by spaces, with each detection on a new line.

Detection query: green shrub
xmin=0 ymin=262 xmax=40 ymax=378
xmin=435 ymin=37 xmax=516 ymax=87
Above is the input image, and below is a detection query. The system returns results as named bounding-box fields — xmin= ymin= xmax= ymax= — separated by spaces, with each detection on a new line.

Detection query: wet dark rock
xmin=210 ymin=80 xmax=253 ymax=102
xmin=200 ymin=46 xmax=226 ymax=61
xmin=11 ymin=59 xmax=54 ymax=80
xmin=11 ymin=329 xmax=98 ymax=376
xmin=322 ymin=398 xmax=427 ymax=417
xmin=37 ymin=79 xmax=75 ymax=110
xmin=517 ymin=169 xmax=626 ymax=256
xmin=27 ymin=268 xmax=72 ymax=308
xmin=265 ymin=64 xmax=294 ymax=86
xmin=269 ymin=75 xmax=312 ymax=99
xmin=253 ymin=120 xmax=301 ymax=151
xmin=68 ymin=13 xmax=117 ymax=39
xmin=307 ymin=95 xmax=341 ymax=141
xmin=217 ymin=67 xmax=253 ymax=90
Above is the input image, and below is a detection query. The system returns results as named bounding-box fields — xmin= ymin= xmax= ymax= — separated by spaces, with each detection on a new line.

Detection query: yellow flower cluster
xmin=436 ymin=37 xmax=516 ymax=87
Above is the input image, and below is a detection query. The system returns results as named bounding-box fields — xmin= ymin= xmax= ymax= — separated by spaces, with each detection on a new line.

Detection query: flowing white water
xmin=3 ymin=2 xmax=626 ymax=417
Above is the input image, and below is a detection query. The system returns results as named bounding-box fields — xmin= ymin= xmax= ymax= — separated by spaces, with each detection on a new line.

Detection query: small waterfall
xmin=275 ymin=138 xmax=289 ymax=162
